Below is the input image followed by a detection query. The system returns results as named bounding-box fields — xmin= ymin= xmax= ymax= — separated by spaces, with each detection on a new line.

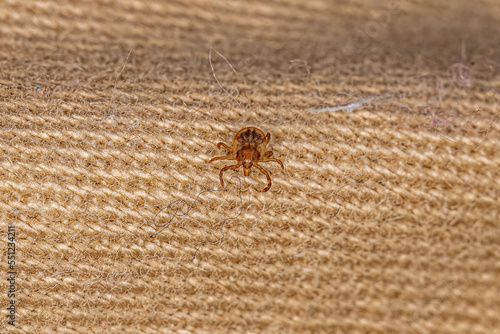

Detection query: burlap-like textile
xmin=1 ymin=0 xmax=499 ymax=333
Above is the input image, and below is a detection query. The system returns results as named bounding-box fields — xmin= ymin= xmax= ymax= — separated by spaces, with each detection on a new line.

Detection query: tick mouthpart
xmin=243 ymin=167 xmax=251 ymax=176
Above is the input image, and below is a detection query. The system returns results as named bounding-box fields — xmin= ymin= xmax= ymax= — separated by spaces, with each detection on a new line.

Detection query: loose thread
xmin=149 ymin=176 xmax=244 ymax=261
xmin=209 ymin=47 xmax=242 ymax=109
xmin=329 ymin=180 xmax=362 ymax=219
xmin=111 ymin=51 xmax=131 ymax=114
xmin=309 ymin=94 xmax=391 ymax=113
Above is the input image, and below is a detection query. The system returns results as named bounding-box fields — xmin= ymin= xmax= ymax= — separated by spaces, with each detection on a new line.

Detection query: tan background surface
xmin=1 ymin=0 xmax=500 ymax=333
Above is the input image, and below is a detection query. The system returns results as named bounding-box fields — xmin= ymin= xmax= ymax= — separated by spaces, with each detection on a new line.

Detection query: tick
xmin=209 ymin=127 xmax=284 ymax=192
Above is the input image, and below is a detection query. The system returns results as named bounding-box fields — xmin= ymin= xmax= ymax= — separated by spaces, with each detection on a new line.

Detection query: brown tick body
xmin=209 ymin=127 xmax=284 ymax=192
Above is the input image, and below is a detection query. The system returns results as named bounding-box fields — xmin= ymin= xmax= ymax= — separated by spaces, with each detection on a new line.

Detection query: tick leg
xmin=220 ymin=164 xmax=240 ymax=188
xmin=265 ymin=133 xmax=270 ymax=145
xmin=209 ymin=155 xmax=235 ymax=163
xmin=217 ymin=142 xmax=233 ymax=153
xmin=255 ymin=164 xmax=272 ymax=192
xmin=263 ymin=151 xmax=273 ymax=159
xmin=260 ymin=158 xmax=284 ymax=169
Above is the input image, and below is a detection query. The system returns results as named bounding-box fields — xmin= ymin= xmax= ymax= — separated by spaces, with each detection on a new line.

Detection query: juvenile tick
xmin=209 ymin=127 xmax=284 ymax=192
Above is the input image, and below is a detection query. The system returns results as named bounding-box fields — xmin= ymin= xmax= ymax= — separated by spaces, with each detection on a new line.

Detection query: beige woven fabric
xmin=1 ymin=0 xmax=499 ymax=333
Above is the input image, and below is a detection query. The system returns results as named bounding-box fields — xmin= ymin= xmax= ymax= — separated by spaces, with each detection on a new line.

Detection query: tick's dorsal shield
xmin=233 ymin=127 xmax=267 ymax=156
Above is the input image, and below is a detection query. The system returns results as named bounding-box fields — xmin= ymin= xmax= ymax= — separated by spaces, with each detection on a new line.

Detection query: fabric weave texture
xmin=1 ymin=0 xmax=499 ymax=333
